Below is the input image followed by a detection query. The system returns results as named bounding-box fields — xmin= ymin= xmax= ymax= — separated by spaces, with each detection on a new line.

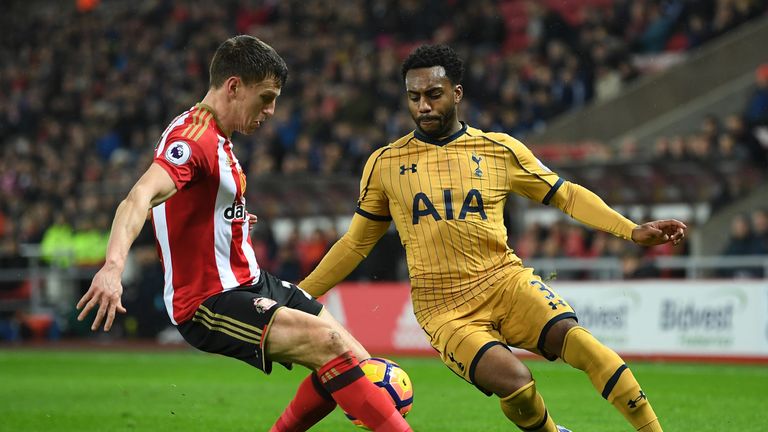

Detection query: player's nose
xmin=262 ymin=99 xmax=276 ymax=116
xmin=418 ymin=97 xmax=431 ymax=113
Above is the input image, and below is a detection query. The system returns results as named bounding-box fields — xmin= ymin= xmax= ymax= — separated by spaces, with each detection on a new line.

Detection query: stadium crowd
xmin=1 ymin=0 xmax=767 ymax=294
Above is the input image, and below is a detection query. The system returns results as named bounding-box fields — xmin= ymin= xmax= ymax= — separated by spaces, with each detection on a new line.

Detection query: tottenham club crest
xmin=471 ymin=153 xmax=483 ymax=177
xmin=165 ymin=141 xmax=191 ymax=165
xmin=253 ymin=297 xmax=277 ymax=313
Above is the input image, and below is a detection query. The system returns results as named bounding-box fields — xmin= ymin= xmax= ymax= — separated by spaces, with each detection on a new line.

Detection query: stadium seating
xmin=0 ymin=1 xmax=766 ymax=340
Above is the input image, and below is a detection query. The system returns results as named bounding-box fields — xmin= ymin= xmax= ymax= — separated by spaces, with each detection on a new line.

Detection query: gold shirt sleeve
xmin=497 ymin=133 xmax=637 ymax=240
xmin=298 ymin=213 xmax=390 ymax=297
xmin=549 ymin=181 xmax=637 ymax=240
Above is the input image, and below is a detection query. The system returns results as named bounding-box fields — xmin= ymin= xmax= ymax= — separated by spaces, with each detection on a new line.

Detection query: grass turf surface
xmin=0 ymin=349 xmax=765 ymax=431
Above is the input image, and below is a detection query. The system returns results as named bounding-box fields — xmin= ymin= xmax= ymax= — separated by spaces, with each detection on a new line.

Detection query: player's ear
xmin=225 ymin=76 xmax=241 ymax=99
xmin=454 ymin=84 xmax=463 ymax=103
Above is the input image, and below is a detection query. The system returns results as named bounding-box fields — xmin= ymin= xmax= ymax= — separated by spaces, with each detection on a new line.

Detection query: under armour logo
xmin=448 ymin=352 xmax=465 ymax=372
xmin=400 ymin=164 xmax=417 ymax=174
xmin=471 ymin=154 xmax=483 ymax=177
xmin=627 ymin=390 xmax=647 ymax=408
xmin=548 ymin=299 xmax=567 ymax=310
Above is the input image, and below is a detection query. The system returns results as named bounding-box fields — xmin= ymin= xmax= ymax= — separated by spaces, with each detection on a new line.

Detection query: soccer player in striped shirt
xmin=76 ymin=35 xmax=411 ymax=432
xmin=300 ymin=44 xmax=687 ymax=432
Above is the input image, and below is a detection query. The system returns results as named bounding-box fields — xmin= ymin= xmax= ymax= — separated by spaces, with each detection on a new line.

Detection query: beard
xmin=415 ymin=105 xmax=456 ymax=139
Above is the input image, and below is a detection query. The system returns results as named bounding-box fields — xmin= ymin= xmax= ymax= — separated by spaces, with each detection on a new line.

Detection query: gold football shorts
xmin=420 ymin=267 xmax=576 ymax=389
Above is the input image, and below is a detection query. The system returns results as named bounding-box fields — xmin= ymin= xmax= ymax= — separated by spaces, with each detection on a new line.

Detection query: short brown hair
xmin=209 ymin=35 xmax=288 ymax=88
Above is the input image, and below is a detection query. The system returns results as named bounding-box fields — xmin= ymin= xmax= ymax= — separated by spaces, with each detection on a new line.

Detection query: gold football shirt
xmin=301 ymin=123 xmax=636 ymax=323
xmin=357 ymin=124 xmax=568 ymax=320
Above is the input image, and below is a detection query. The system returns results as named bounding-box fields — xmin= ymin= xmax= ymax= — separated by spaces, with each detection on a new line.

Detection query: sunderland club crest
xmin=253 ymin=297 xmax=277 ymax=313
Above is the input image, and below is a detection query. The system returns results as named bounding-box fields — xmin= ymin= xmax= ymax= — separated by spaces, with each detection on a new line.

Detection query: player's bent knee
xmin=541 ymin=317 xmax=578 ymax=359
xmin=317 ymin=309 xmax=370 ymax=360
xmin=473 ymin=344 xmax=532 ymax=397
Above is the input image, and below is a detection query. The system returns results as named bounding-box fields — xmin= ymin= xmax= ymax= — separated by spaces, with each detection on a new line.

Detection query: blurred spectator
xmin=715 ymin=132 xmax=749 ymax=160
xmin=0 ymin=237 xmax=27 ymax=293
xmin=0 ymin=0 xmax=765 ymax=303
xmin=513 ymin=223 xmax=540 ymax=259
xmin=356 ymin=230 xmax=405 ymax=282
xmin=563 ymin=225 xmax=588 ymax=258
xmin=700 ymin=114 xmax=721 ymax=149
xmin=297 ymin=228 xmax=331 ymax=277
xmin=684 ymin=14 xmax=712 ymax=49
xmin=635 ymin=1 xmax=683 ymax=53
xmin=72 ymin=215 xmax=109 ymax=267
xmin=745 ymin=63 xmax=768 ymax=125
xmin=719 ymin=213 xmax=763 ymax=278
xmin=620 ymin=247 xmax=661 ymax=279
xmin=251 ymin=220 xmax=279 ymax=273
xmin=533 ymin=223 xmax=579 ymax=280
xmin=724 ymin=114 xmax=767 ymax=167
xmin=750 ymin=208 xmax=768 ymax=255
xmin=40 ymin=213 xmax=75 ymax=268
xmin=273 ymin=228 xmax=302 ymax=282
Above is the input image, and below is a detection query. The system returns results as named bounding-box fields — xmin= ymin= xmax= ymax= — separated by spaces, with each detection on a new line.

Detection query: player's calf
xmin=499 ymin=381 xmax=559 ymax=432
xmin=267 ymin=309 xmax=411 ymax=431
xmin=561 ymin=326 xmax=662 ymax=432
xmin=316 ymin=351 xmax=411 ymax=431
xmin=473 ymin=344 xmax=560 ymax=432
xmin=271 ymin=373 xmax=336 ymax=432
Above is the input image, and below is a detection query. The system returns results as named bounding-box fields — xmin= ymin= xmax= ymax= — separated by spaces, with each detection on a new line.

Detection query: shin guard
xmin=499 ymin=381 xmax=557 ymax=432
xmin=561 ymin=326 xmax=661 ymax=431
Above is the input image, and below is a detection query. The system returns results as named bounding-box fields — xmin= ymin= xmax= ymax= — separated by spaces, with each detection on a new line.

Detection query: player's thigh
xmin=423 ymin=311 xmax=506 ymax=391
xmin=267 ymin=308 xmax=371 ymax=367
xmin=178 ymin=273 xmax=333 ymax=373
xmin=497 ymin=268 xmax=577 ymax=360
xmin=266 ymin=307 xmax=345 ymax=370
xmin=178 ymin=289 xmax=286 ymax=374
xmin=316 ymin=308 xmax=370 ymax=361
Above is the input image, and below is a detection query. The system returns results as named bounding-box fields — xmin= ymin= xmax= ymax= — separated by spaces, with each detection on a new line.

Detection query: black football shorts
xmin=177 ymin=271 xmax=323 ymax=374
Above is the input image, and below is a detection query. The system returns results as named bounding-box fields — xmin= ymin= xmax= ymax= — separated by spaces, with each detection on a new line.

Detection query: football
xmin=345 ymin=357 xmax=414 ymax=429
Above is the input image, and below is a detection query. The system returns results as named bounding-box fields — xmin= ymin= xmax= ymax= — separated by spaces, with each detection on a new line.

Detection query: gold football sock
xmin=638 ymin=420 xmax=663 ymax=432
xmin=561 ymin=326 xmax=661 ymax=431
xmin=499 ymin=381 xmax=558 ymax=432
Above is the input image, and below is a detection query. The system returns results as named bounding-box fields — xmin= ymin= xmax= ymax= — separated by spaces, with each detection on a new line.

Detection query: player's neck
xmin=200 ymin=90 xmax=232 ymax=137
xmin=440 ymin=120 xmax=463 ymax=140
xmin=420 ymin=120 xmax=463 ymax=142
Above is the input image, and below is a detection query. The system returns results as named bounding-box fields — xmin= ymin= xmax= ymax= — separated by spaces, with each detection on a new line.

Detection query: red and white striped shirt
xmin=151 ymin=104 xmax=260 ymax=324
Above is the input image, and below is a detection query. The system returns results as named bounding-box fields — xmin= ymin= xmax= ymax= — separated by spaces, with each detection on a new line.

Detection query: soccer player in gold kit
xmin=300 ymin=45 xmax=685 ymax=432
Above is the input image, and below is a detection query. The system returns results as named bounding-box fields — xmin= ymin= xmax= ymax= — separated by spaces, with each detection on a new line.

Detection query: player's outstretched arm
xmin=76 ymin=163 xmax=177 ymax=331
xmin=631 ymin=219 xmax=687 ymax=246
xmin=550 ymin=181 xmax=687 ymax=247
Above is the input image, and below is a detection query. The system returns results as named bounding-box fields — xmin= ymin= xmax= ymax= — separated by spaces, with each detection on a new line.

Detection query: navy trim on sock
xmin=602 ymin=364 xmax=628 ymax=399
xmin=311 ymin=373 xmax=335 ymax=402
xmin=321 ymin=366 xmax=365 ymax=394
xmin=519 ymin=409 xmax=549 ymax=431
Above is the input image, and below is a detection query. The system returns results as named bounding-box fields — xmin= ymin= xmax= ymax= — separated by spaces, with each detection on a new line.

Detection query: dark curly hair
xmin=400 ymin=44 xmax=464 ymax=85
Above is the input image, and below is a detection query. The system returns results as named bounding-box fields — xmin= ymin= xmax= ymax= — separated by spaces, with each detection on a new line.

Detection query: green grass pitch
xmin=0 ymin=349 xmax=765 ymax=431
